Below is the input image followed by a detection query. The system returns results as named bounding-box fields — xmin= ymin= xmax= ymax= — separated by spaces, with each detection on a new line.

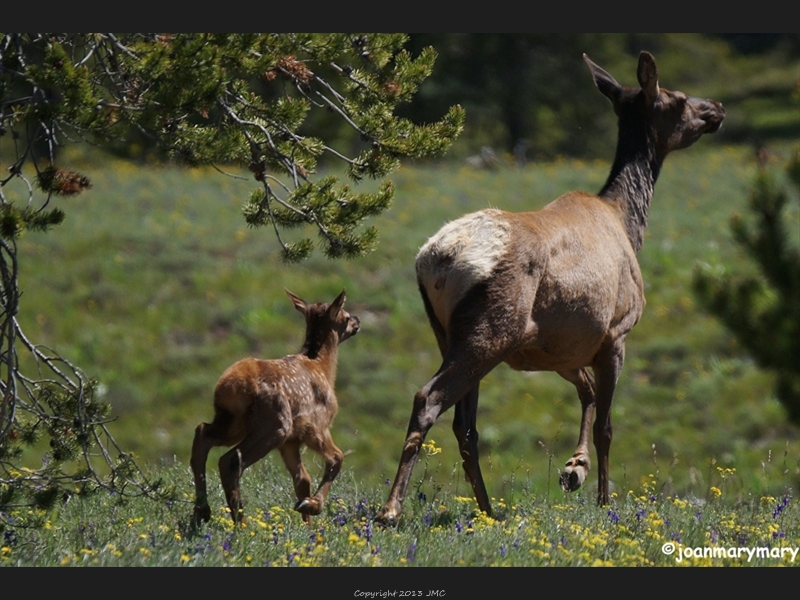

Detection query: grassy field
xmin=0 ymin=457 xmax=797 ymax=568
xmin=4 ymin=141 xmax=799 ymax=567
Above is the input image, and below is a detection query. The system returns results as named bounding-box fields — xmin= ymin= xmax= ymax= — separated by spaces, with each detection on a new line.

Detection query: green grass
xmin=7 ymin=141 xmax=800 ymax=555
xmin=1 ymin=458 xmax=797 ymax=567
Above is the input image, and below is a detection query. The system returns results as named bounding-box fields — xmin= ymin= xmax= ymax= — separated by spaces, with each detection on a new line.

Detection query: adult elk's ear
xmin=637 ymin=51 xmax=659 ymax=103
xmin=584 ymin=53 xmax=623 ymax=107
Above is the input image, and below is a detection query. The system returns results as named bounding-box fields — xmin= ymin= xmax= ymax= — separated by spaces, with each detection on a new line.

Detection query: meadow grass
xmin=5 ymin=142 xmax=799 ymax=568
xmin=1 ymin=453 xmax=797 ymax=568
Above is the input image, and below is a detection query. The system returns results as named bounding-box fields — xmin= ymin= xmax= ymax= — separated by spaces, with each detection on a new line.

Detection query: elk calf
xmin=191 ymin=289 xmax=360 ymax=525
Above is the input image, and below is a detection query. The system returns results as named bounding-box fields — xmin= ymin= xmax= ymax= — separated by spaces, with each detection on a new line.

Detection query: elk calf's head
xmin=191 ymin=288 xmax=359 ymax=526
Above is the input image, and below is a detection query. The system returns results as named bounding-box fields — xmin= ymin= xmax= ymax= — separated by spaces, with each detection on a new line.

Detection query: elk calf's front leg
xmin=295 ymin=439 xmax=344 ymax=517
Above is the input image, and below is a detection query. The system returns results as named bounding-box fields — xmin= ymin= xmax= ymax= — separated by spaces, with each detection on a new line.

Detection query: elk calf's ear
xmin=286 ymin=289 xmax=308 ymax=314
xmin=329 ymin=289 xmax=347 ymax=315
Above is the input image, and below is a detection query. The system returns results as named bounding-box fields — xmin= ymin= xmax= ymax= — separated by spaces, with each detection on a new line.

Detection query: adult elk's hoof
xmin=560 ymin=455 xmax=589 ymax=492
xmin=374 ymin=504 xmax=400 ymax=527
xmin=193 ymin=504 xmax=211 ymax=525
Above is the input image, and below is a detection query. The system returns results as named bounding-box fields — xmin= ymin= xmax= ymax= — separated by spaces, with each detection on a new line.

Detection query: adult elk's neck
xmin=598 ymin=114 xmax=664 ymax=254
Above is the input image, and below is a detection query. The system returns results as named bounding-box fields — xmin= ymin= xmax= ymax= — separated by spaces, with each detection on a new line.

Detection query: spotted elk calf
xmin=191 ymin=289 xmax=360 ymax=525
xmin=376 ymin=52 xmax=725 ymax=526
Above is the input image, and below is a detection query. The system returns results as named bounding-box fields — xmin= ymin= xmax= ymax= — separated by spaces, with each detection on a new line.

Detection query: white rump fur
xmin=416 ymin=209 xmax=510 ymax=329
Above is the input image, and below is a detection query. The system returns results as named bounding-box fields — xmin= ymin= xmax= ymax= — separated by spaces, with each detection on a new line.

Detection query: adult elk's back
xmin=192 ymin=289 xmax=360 ymax=525
xmin=376 ymin=52 xmax=725 ymax=526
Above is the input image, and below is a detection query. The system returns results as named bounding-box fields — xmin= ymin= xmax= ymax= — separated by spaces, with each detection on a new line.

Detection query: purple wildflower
xmin=455 ymin=520 xmax=463 ymax=533
xmin=3 ymin=530 xmax=17 ymax=547
xmin=222 ymin=532 xmax=234 ymax=552
xmin=407 ymin=541 xmax=417 ymax=563
xmin=500 ymin=545 xmax=507 ymax=558
xmin=773 ymin=495 xmax=791 ymax=519
xmin=607 ymin=509 xmax=620 ymax=524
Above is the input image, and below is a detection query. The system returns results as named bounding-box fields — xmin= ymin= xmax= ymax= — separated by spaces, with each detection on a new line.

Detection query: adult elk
xmin=375 ymin=52 xmax=724 ymax=526
xmin=191 ymin=289 xmax=360 ymax=525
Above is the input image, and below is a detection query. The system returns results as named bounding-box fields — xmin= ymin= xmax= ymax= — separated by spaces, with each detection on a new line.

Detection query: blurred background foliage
xmin=102 ymin=34 xmax=799 ymax=164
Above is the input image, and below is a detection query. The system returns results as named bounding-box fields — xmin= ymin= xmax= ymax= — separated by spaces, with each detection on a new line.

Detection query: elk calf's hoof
xmin=295 ymin=497 xmax=321 ymax=515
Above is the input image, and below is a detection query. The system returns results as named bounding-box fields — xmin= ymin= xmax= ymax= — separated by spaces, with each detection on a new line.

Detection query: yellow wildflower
xmin=422 ymin=439 xmax=442 ymax=455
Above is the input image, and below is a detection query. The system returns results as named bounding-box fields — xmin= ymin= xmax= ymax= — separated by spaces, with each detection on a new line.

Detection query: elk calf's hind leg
xmin=191 ymin=421 xmax=221 ymax=524
xmin=219 ymin=432 xmax=282 ymax=524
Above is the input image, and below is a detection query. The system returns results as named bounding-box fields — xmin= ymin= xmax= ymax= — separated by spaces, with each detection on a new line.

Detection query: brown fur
xmin=376 ymin=52 xmax=725 ymax=526
xmin=191 ymin=289 xmax=360 ymax=525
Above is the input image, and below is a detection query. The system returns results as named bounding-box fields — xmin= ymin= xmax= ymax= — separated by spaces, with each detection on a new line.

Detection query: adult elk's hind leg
xmin=558 ymin=368 xmax=596 ymax=494
xmin=376 ymin=348 xmax=504 ymax=526
xmin=591 ymin=343 xmax=625 ymax=506
xmin=452 ymin=385 xmax=492 ymax=515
